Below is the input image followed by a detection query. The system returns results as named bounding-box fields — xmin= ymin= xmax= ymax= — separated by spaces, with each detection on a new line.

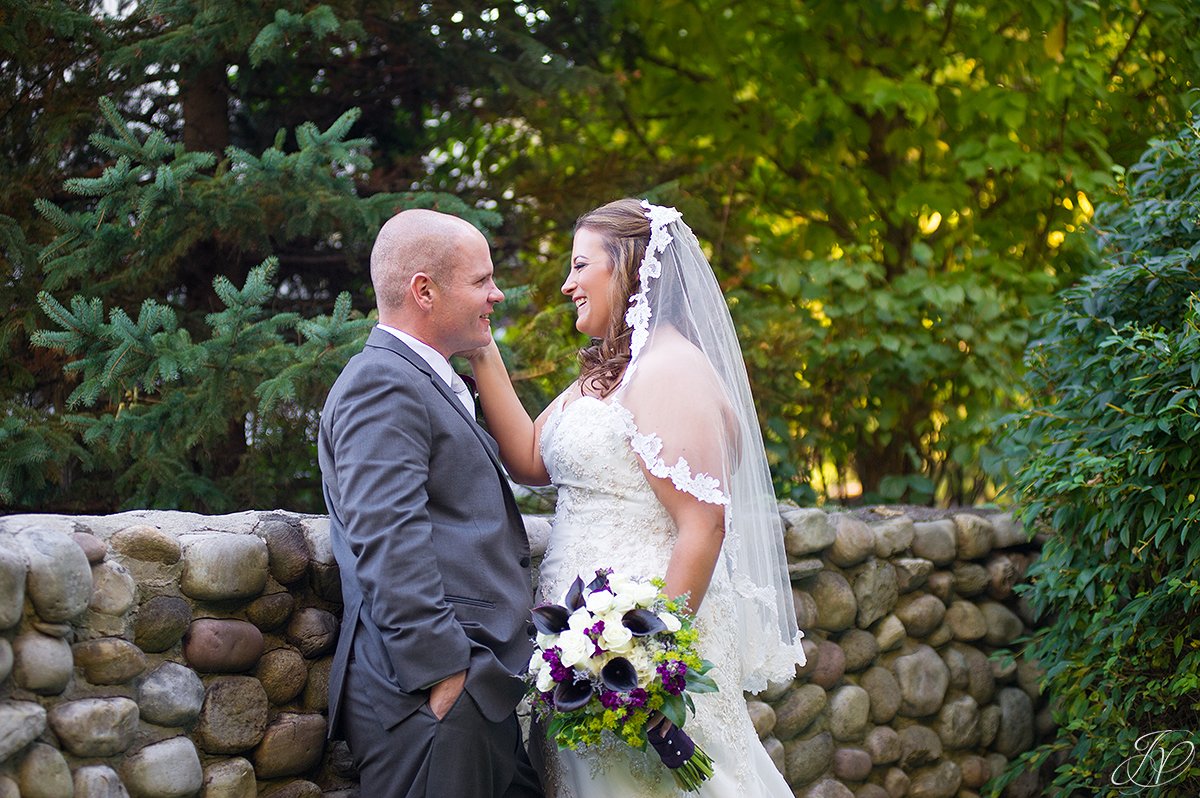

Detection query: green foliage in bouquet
xmin=994 ymin=101 xmax=1200 ymax=795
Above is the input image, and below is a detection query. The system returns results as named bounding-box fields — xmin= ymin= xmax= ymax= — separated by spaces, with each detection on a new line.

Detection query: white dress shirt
xmin=377 ymin=324 xmax=474 ymax=416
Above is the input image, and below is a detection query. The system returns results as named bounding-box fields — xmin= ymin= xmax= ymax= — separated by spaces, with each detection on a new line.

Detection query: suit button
xmin=525 ymin=623 xmax=537 ymax=636
xmin=519 ymin=556 xmax=531 ymax=568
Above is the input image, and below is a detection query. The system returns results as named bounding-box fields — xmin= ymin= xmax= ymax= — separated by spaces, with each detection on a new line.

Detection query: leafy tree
xmin=1 ymin=2 xmax=126 ymax=430
xmin=500 ymin=0 xmax=1200 ymax=503
xmin=994 ymin=102 xmax=1200 ymax=795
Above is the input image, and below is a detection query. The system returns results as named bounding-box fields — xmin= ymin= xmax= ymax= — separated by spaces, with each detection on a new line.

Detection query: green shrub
xmin=997 ymin=103 xmax=1200 ymax=795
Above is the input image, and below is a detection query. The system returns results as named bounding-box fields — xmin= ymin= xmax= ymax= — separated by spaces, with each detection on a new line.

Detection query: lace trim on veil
xmin=731 ymin=572 xmax=808 ymax=692
xmin=619 ymin=198 xmax=805 ymax=692
xmin=625 ymin=201 xmax=681 ymax=361
xmin=612 ymin=401 xmax=730 ymax=506
xmin=619 ymin=201 xmax=731 ymax=507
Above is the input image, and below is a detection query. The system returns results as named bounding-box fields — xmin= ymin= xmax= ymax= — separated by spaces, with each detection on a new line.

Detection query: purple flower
xmin=585 ymin=620 xmax=607 ymax=657
xmin=600 ymin=690 xmax=623 ymax=709
xmin=599 ymin=683 xmax=650 ymax=712
xmin=543 ymin=648 xmax=570 ymax=682
xmin=656 ymin=660 xmax=688 ymax=695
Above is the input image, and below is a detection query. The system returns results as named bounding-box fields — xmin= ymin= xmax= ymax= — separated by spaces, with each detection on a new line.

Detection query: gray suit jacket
xmin=318 ymin=327 xmax=534 ymax=735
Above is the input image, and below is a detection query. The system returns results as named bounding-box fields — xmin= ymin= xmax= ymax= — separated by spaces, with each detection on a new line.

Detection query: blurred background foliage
xmin=2 ymin=0 xmax=1199 ymax=512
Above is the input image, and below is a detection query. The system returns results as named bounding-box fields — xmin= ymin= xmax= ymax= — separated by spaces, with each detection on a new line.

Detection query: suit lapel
xmin=365 ymin=327 xmax=509 ymax=478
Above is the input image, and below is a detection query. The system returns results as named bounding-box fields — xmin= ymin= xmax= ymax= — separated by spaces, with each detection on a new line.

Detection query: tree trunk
xmin=854 ymin=414 xmax=927 ymax=502
xmin=181 ymin=64 xmax=229 ymax=154
xmin=855 ymin=440 xmax=912 ymax=499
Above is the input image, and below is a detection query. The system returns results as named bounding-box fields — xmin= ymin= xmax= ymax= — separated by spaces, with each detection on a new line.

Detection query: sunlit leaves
xmin=504 ymin=0 xmax=1200 ymax=504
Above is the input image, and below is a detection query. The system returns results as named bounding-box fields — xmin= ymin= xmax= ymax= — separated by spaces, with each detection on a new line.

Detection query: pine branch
xmin=0 ymin=413 xmax=88 ymax=506
xmin=32 ymin=293 xmax=105 ymax=351
xmin=96 ymin=96 xmax=142 ymax=154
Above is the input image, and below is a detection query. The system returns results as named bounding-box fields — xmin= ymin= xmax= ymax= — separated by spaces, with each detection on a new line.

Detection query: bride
xmin=467 ymin=198 xmax=804 ymax=797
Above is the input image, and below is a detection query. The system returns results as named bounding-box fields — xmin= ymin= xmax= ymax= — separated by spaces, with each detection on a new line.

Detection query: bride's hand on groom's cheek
xmin=457 ymin=338 xmax=501 ymax=366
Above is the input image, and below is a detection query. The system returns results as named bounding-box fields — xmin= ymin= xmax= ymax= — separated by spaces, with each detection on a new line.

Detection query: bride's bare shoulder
xmin=638 ymin=328 xmax=719 ymax=384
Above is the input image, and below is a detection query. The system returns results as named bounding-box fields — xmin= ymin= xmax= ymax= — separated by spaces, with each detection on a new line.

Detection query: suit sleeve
xmin=329 ymin=367 xmax=471 ymax=692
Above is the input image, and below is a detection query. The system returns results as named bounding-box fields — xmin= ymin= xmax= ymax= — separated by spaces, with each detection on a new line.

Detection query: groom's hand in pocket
xmin=428 ymin=670 xmax=467 ymax=719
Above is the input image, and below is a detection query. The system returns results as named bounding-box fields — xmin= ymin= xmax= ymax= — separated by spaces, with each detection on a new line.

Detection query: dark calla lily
xmin=622 ymin=609 xmax=668 ymax=637
xmin=586 ymin=571 xmax=609 ymax=591
xmin=531 ymin=604 xmax=571 ymax=635
xmin=564 ymin=577 xmax=586 ymax=611
xmin=601 ymin=657 xmax=639 ymax=692
xmin=553 ymin=673 xmax=594 ymax=712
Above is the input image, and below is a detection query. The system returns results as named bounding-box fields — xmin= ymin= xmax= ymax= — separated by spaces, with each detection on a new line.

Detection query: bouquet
xmin=527 ymin=568 xmax=718 ymax=792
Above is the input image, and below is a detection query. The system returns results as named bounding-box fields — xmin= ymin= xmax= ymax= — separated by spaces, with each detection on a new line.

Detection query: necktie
xmin=449 ymin=372 xmax=475 ymax=417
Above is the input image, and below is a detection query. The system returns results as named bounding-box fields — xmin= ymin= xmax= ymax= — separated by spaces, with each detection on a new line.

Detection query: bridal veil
xmin=609 ymin=201 xmax=805 ymax=692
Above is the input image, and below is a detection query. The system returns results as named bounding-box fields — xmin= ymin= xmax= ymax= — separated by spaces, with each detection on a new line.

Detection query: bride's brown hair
xmin=574 ymin=198 xmax=651 ymax=396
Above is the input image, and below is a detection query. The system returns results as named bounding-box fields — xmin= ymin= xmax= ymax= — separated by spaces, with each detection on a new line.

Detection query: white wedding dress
xmin=536 ymin=394 xmax=794 ymax=798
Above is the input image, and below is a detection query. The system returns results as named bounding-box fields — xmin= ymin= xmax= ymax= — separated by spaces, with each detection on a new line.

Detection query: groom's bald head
xmin=370 ymin=209 xmax=481 ymax=315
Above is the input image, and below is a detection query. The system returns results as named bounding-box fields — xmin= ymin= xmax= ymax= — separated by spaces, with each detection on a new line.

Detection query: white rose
xmin=585 ymin=589 xmax=615 ymax=614
xmin=657 ymin=612 xmax=682 ymax=633
xmin=556 ymin=629 xmax=592 ymax=668
xmin=536 ymin=667 xmax=555 ymax=693
xmin=599 ymin=610 xmax=625 ymax=628
xmin=608 ymin=574 xmax=636 ymax=596
xmin=567 ymin=609 xmax=592 ymax=632
xmin=610 ymin=591 xmax=637 ymax=613
xmin=600 ymin=621 xmax=634 ymax=653
xmin=627 ymin=647 xmax=653 ymax=686
xmin=528 ymin=651 xmax=544 ymax=674
xmin=578 ymin=653 xmax=603 ymax=676
xmin=631 ymin=581 xmax=659 ymax=608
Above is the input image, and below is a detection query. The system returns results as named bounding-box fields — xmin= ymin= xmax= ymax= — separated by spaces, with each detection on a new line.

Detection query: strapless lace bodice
xmin=536 ymin=395 xmax=792 ymax=798
xmin=539 ymin=397 xmax=677 ymax=600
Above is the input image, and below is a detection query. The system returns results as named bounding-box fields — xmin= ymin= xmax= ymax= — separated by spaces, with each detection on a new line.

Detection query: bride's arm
xmin=654 ymin=485 xmax=725 ymax=612
xmin=465 ymin=340 xmax=553 ymax=486
xmin=626 ymin=334 xmax=734 ymax=612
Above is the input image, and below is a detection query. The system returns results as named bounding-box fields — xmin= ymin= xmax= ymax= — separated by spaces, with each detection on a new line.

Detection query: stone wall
xmin=768 ymin=508 xmax=1047 ymax=798
xmin=0 ymin=507 xmax=1047 ymax=797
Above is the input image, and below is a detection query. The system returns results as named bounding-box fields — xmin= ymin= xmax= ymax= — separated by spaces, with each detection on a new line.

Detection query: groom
xmin=318 ymin=209 xmax=542 ymax=798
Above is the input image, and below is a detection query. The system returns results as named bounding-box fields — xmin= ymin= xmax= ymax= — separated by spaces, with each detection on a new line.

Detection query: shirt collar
xmin=376 ymin=323 xmax=455 ymax=388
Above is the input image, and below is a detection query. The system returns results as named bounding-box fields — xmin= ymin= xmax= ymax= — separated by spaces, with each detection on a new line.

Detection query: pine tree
xmin=0 ymin=0 xmax=602 ymax=511
xmin=13 ymin=99 xmax=495 ymax=512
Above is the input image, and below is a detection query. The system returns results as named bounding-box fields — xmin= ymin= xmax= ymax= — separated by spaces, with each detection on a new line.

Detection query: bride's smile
xmin=563 ymin=227 xmax=615 ymax=338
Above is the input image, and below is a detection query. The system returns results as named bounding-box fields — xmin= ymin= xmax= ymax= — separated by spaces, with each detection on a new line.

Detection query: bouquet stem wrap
xmin=647 ymin=722 xmax=715 ymax=791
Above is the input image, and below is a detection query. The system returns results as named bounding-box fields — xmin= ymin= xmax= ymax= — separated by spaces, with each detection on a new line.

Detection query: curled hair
xmin=574 ymin=198 xmax=651 ymax=396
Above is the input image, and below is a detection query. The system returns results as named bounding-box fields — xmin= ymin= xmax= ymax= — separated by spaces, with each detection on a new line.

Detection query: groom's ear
xmin=409 ymin=272 xmax=436 ymax=311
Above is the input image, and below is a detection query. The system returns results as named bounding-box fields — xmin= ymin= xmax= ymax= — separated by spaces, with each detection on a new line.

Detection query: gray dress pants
xmin=341 ymin=664 xmax=543 ymax=798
